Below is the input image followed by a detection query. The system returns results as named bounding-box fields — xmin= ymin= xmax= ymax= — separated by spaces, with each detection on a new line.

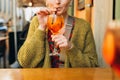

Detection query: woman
xmin=18 ymin=0 xmax=98 ymax=68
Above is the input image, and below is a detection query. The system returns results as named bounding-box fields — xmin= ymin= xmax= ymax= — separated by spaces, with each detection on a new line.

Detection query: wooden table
xmin=0 ymin=68 xmax=119 ymax=80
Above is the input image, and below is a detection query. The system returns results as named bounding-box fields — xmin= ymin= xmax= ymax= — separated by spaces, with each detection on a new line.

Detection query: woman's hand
xmin=37 ymin=7 xmax=56 ymax=31
xmin=51 ymin=34 xmax=72 ymax=50
xmin=37 ymin=7 xmax=51 ymax=31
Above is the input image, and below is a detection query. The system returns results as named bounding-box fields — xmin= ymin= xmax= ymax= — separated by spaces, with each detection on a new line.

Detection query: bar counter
xmin=0 ymin=68 xmax=119 ymax=80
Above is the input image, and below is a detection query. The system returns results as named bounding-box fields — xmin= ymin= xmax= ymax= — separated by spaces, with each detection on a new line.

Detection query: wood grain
xmin=0 ymin=68 xmax=119 ymax=80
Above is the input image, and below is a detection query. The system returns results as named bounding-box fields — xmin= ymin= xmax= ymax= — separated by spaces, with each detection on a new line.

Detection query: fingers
xmin=37 ymin=7 xmax=52 ymax=15
xmin=36 ymin=7 xmax=57 ymax=31
xmin=51 ymin=35 xmax=68 ymax=48
xmin=36 ymin=7 xmax=52 ymax=27
xmin=37 ymin=7 xmax=57 ymax=16
xmin=51 ymin=34 xmax=64 ymax=42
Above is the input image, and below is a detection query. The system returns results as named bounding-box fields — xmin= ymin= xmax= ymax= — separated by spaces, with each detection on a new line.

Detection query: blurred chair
xmin=0 ymin=40 xmax=6 ymax=68
xmin=0 ymin=18 xmax=7 ymax=68
xmin=8 ymin=31 xmax=23 ymax=65
xmin=0 ymin=31 xmax=7 ymax=68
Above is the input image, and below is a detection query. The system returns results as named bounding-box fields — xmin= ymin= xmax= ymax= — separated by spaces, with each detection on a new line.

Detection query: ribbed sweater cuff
xmin=34 ymin=29 xmax=46 ymax=40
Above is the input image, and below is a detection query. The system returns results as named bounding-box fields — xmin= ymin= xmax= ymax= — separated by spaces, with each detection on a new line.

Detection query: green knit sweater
xmin=18 ymin=16 xmax=98 ymax=68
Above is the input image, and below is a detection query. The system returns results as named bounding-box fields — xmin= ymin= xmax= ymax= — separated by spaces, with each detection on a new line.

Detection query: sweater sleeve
xmin=66 ymin=20 xmax=98 ymax=67
xmin=17 ymin=16 xmax=46 ymax=68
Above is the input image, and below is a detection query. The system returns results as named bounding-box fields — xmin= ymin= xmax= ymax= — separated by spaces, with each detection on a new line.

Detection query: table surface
xmin=0 ymin=68 xmax=119 ymax=80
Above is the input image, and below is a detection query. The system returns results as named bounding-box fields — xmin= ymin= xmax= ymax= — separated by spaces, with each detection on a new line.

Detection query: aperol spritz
xmin=47 ymin=13 xmax=64 ymax=55
xmin=47 ymin=13 xmax=64 ymax=34
xmin=103 ymin=20 xmax=120 ymax=78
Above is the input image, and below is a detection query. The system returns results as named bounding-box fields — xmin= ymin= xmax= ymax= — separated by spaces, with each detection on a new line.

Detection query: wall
xmin=115 ymin=0 xmax=120 ymax=20
xmin=74 ymin=0 xmax=94 ymax=30
xmin=74 ymin=0 xmax=86 ymax=20
xmin=94 ymin=0 xmax=113 ymax=67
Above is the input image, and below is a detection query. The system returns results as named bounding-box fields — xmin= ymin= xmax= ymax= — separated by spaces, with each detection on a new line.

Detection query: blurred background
xmin=0 ymin=0 xmax=120 ymax=68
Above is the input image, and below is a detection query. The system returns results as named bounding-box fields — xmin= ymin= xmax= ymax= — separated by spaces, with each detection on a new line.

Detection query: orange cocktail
xmin=47 ymin=14 xmax=64 ymax=34
xmin=103 ymin=21 xmax=120 ymax=77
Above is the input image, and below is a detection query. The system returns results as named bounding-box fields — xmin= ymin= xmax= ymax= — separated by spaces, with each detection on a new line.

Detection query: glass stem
xmin=53 ymin=42 xmax=59 ymax=56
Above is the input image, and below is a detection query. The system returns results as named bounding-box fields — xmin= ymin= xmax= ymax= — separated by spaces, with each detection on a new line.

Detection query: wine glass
xmin=47 ymin=13 xmax=64 ymax=56
xmin=102 ymin=20 xmax=120 ymax=79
